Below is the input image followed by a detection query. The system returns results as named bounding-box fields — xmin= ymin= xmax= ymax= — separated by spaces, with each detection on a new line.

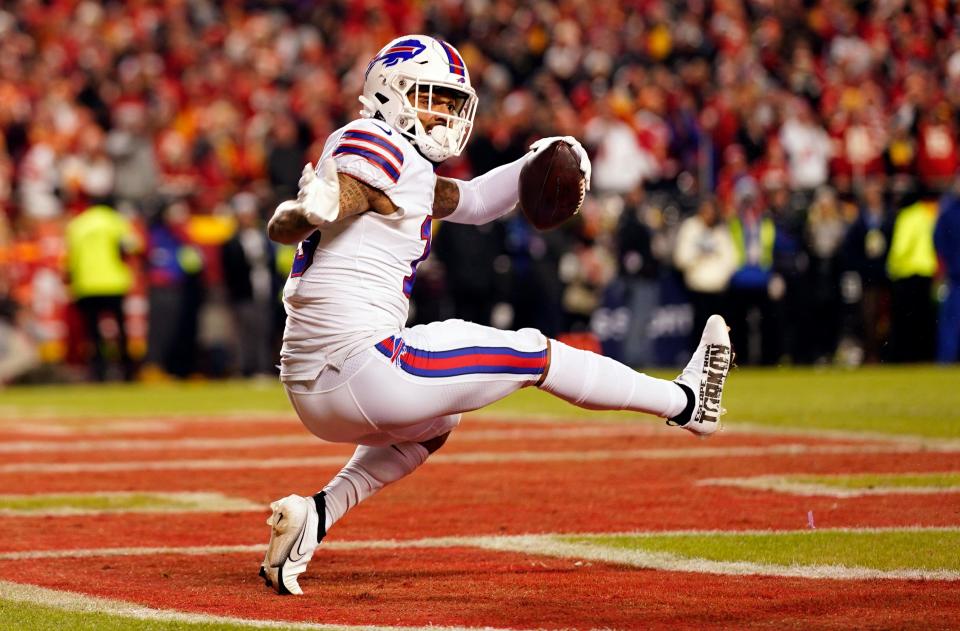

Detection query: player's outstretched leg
xmin=538 ymin=314 xmax=731 ymax=434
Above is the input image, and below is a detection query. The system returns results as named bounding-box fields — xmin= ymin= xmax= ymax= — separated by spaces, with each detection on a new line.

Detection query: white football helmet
xmin=360 ymin=35 xmax=478 ymax=163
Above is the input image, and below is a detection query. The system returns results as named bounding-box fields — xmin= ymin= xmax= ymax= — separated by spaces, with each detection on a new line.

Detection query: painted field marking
xmin=0 ymin=491 xmax=260 ymax=517
xmin=0 ymin=421 xmax=178 ymax=437
xmin=0 ymin=425 xmax=666 ymax=454
xmin=1 ymin=528 xmax=957 ymax=581
xmin=0 ymin=579 xmax=502 ymax=631
xmin=0 ymin=413 xmax=299 ymax=436
xmin=700 ymin=473 xmax=960 ymax=497
xmin=725 ymin=421 xmax=960 ymax=449
xmin=2 ymin=442 xmax=960 ymax=475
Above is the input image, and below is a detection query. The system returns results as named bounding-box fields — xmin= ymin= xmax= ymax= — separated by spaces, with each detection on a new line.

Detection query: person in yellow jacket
xmin=886 ymin=190 xmax=939 ymax=362
xmin=65 ymin=202 xmax=142 ymax=380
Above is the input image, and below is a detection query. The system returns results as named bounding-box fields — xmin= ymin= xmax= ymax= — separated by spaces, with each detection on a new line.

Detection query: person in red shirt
xmin=916 ymin=103 xmax=958 ymax=191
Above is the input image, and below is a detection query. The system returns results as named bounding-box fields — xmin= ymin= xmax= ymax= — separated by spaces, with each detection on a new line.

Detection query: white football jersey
xmin=280 ymin=118 xmax=436 ymax=382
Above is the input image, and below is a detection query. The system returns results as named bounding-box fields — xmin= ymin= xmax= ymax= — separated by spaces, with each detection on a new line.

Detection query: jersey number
xmin=290 ymin=231 xmax=321 ymax=278
xmin=402 ymin=217 xmax=432 ymax=297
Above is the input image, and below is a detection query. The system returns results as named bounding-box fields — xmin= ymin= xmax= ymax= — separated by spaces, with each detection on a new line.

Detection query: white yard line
xmin=1 ymin=442 xmax=958 ymax=475
xmin=0 ymin=580 xmax=505 ymax=630
xmin=725 ymin=422 xmax=960 ymax=449
xmin=1 ymin=528 xmax=957 ymax=581
xmin=0 ymin=425 xmax=660 ymax=454
xmin=699 ymin=475 xmax=960 ymax=498
xmin=0 ymin=491 xmax=260 ymax=517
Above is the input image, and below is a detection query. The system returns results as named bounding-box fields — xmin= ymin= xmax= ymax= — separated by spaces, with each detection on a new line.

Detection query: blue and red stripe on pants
xmin=375 ymin=336 xmax=547 ymax=378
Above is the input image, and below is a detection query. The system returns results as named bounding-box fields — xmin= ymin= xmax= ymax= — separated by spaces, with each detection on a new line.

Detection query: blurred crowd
xmin=1 ymin=0 xmax=959 ymax=383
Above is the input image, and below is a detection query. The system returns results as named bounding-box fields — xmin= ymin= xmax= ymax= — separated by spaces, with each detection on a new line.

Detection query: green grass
xmin=788 ymin=472 xmax=960 ymax=489
xmin=485 ymin=365 xmax=960 ymax=439
xmin=566 ymin=529 xmax=960 ymax=572
xmin=0 ymin=492 xmax=253 ymax=514
xmin=0 ymin=597 xmax=323 ymax=630
xmin=2 ymin=366 xmax=959 ymax=438
xmin=0 ymin=380 xmax=291 ymax=419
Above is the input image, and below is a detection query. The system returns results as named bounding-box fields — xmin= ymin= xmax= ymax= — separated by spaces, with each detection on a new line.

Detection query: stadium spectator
xmin=0 ymin=267 xmax=38 ymax=385
xmin=779 ymin=99 xmax=832 ymax=195
xmin=674 ymin=196 xmax=737 ymax=352
xmin=841 ymin=178 xmax=894 ymax=363
xmin=726 ymin=177 xmax=781 ymax=365
xmin=804 ymin=187 xmax=849 ymax=363
xmin=615 ymin=187 xmax=660 ymax=366
xmin=934 ymin=184 xmax=960 ymax=363
xmin=886 ymin=190 xmax=939 ymax=362
xmin=584 ymin=94 xmax=659 ymax=196
xmin=65 ymin=201 xmax=141 ymax=381
xmin=266 ymin=115 xmax=308 ymax=208
xmin=105 ymin=103 xmax=158 ymax=212
xmin=432 ymin=217 xmax=508 ymax=327
xmin=59 ymin=123 xmax=114 ymax=215
xmin=2 ymin=1 xmax=960 ymax=374
xmin=916 ymin=104 xmax=959 ymax=192
xmin=143 ymin=201 xmax=204 ymax=380
xmin=221 ymin=193 xmax=278 ymax=378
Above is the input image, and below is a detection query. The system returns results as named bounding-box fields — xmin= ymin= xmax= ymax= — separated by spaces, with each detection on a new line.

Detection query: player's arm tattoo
xmin=339 ymin=173 xmax=398 ymax=218
xmin=432 ymin=177 xmax=461 ymax=219
xmin=268 ymin=173 xmax=399 ymax=244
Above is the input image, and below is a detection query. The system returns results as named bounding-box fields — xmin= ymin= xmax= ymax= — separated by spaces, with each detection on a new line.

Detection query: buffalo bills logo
xmin=365 ymin=38 xmax=427 ymax=78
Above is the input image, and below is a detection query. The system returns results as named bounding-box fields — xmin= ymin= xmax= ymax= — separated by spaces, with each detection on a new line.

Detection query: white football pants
xmin=283 ymin=318 xmax=687 ymax=533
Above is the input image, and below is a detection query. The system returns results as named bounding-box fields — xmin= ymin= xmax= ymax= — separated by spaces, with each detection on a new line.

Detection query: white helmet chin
xmin=360 ymin=35 xmax=477 ymax=162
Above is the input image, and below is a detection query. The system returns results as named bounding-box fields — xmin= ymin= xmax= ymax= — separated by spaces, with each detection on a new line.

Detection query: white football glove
xmin=297 ymin=159 xmax=340 ymax=225
xmin=528 ymin=136 xmax=592 ymax=191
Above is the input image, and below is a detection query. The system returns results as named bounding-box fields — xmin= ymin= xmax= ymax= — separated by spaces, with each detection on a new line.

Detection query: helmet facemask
xmin=359 ymin=36 xmax=478 ymax=163
xmin=393 ymin=78 xmax=477 ymax=163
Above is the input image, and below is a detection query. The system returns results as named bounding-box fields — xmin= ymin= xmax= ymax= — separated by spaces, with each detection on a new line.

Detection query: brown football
xmin=518 ymin=141 xmax=585 ymax=231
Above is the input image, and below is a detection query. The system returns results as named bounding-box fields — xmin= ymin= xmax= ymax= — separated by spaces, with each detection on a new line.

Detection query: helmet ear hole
xmin=375 ymin=92 xmax=390 ymax=105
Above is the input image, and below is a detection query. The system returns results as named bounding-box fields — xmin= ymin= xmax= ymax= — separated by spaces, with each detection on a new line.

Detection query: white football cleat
xmin=259 ymin=492 xmax=326 ymax=595
xmin=669 ymin=314 xmax=732 ymax=436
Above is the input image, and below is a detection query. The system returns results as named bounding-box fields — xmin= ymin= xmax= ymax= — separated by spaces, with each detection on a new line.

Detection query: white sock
xmin=539 ymin=340 xmax=687 ymax=418
xmin=320 ymin=442 xmax=429 ymax=533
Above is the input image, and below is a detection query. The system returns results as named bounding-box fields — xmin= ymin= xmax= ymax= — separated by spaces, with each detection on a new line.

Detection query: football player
xmin=261 ymin=35 xmax=732 ymax=595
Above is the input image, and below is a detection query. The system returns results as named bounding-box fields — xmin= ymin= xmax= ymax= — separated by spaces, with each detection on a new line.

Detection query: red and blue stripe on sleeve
xmin=375 ymin=336 xmax=547 ymax=378
xmin=333 ymin=130 xmax=404 ymax=183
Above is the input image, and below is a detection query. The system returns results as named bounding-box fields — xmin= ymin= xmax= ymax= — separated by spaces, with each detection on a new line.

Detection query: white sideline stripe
xmin=699 ymin=475 xmax=960 ymax=498
xmin=0 ymin=421 xmax=178 ymax=436
xmin=1 ymin=528 xmax=957 ymax=581
xmin=0 ymin=580 xmax=504 ymax=631
xmin=0 ymin=414 xmax=298 ymax=435
xmin=726 ymin=422 xmax=960 ymax=449
xmin=0 ymin=491 xmax=261 ymax=517
xmin=2 ymin=442 xmax=960 ymax=474
xmin=0 ymin=426 xmax=658 ymax=454
xmin=4 ymin=410 xmax=955 ymax=447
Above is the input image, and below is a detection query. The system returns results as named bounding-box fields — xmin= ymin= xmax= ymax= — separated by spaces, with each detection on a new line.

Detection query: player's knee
xmin=515 ymin=327 xmax=548 ymax=347
xmin=419 ymin=431 xmax=450 ymax=454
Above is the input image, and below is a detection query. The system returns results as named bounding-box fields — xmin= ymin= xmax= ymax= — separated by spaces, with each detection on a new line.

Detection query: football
xmin=518 ymin=141 xmax=586 ymax=231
